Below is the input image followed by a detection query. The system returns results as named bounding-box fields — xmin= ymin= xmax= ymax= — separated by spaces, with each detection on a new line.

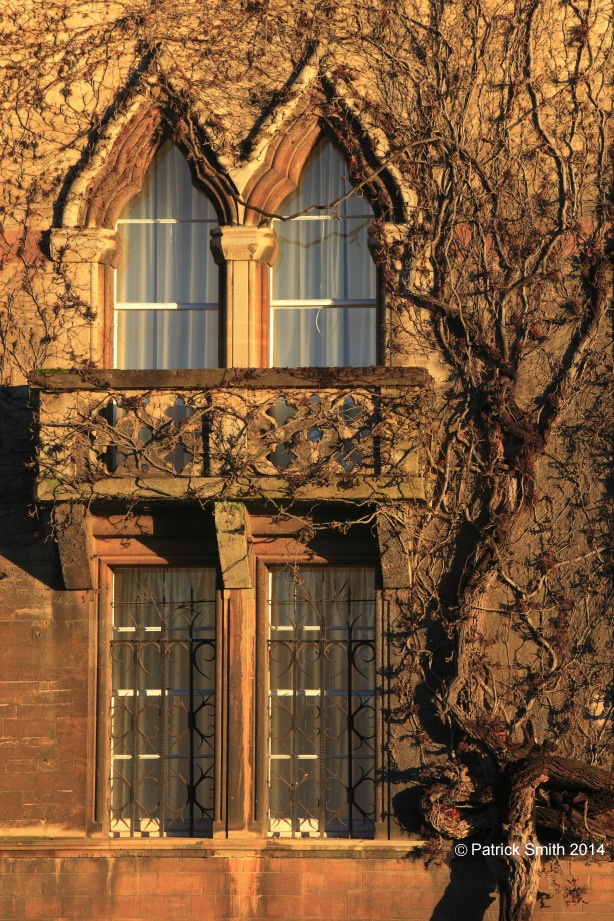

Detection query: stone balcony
xmin=30 ymin=368 xmax=429 ymax=504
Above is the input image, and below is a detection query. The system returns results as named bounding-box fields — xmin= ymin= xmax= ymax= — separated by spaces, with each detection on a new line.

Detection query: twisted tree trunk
xmin=497 ymin=762 xmax=548 ymax=921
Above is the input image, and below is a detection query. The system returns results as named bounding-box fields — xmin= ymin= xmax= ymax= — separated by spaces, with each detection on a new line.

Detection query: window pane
xmin=115 ymin=141 xmax=219 ymax=370
xmin=279 ymin=137 xmax=372 ymax=219
xmin=116 ymin=308 xmax=218 ymax=370
xmin=273 ymin=218 xmax=375 ymax=302
xmin=121 ymin=142 xmax=215 ymax=221
xmin=272 ymin=306 xmax=376 ymax=367
xmin=272 ymin=138 xmax=376 ymax=368
xmin=110 ymin=567 xmax=216 ymax=838
xmin=117 ymin=222 xmax=218 ymax=305
xmin=268 ymin=567 xmax=376 ymax=839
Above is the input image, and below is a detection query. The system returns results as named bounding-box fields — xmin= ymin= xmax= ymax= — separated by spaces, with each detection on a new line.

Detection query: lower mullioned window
xmin=107 ymin=562 xmax=377 ymax=840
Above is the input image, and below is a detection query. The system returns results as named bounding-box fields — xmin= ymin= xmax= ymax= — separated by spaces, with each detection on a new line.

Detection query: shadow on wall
xmin=390 ymin=786 xmax=498 ymax=920
xmin=430 ymin=858 xmax=498 ymax=921
xmin=0 ymin=386 xmax=64 ymax=591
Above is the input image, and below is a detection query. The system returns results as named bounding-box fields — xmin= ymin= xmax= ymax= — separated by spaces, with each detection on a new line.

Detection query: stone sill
xmin=29 ymin=366 xmax=430 ymax=392
xmin=0 ymin=837 xmax=425 ymax=860
xmin=36 ymin=475 xmax=425 ymax=503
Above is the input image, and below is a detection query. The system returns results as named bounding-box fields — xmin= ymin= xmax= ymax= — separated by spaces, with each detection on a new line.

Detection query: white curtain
xmin=273 ymin=219 xmax=374 ymax=302
xmin=272 ymin=307 xmax=375 ymax=367
xmin=272 ymin=139 xmax=376 ymax=367
xmin=115 ymin=143 xmax=219 ymax=370
xmin=116 ymin=309 xmax=218 ymax=370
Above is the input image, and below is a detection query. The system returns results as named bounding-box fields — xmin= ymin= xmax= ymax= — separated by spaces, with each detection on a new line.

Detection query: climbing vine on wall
xmin=0 ymin=2 xmax=612 ymax=919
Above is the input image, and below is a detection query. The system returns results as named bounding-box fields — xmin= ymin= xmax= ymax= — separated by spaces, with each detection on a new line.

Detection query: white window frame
xmin=114 ymin=216 xmax=219 ymax=368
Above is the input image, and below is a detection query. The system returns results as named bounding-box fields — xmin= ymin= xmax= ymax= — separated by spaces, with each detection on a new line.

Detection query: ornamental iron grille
xmin=110 ymin=568 xmax=216 ymax=837
xmin=268 ymin=567 xmax=376 ymax=838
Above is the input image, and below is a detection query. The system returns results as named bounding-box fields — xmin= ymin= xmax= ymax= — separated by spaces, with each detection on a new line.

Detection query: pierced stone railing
xmin=31 ymin=368 xmax=429 ymax=503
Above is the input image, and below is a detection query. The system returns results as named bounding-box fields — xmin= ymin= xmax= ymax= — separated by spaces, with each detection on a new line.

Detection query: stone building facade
xmin=0 ymin=2 xmax=611 ymax=919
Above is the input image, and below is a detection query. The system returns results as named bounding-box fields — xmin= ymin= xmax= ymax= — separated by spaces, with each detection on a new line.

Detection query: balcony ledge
xmin=36 ymin=474 xmax=425 ymax=503
xmin=30 ymin=366 xmax=429 ymax=391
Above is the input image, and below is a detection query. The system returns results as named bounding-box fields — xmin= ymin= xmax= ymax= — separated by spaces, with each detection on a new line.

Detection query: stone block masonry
xmin=0 ymin=854 xmax=611 ymax=921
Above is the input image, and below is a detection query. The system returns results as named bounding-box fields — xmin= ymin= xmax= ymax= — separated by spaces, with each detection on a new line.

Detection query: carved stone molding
xmin=214 ymin=502 xmax=252 ymax=589
xmin=210 ymin=226 xmax=278 ymax=266
xmin=60 ymin=95 xmax=238 ymax=229
xmin=48 ymin=228 xmax=124 ymax=267
xmin=376 ymin=510 xmax=411 ymax=590
xmin=241 ymin=108 xmax=412 ymax=225
xmin=52 ymin=503 xmax=94 ymax=591
xmin=241 ymin=113 xmax=321 ymax=224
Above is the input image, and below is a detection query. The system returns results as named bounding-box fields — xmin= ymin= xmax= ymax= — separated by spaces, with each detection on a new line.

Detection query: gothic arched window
xmin=271 ymin=138 xmax=376 ymax=367
xmin=115 ymin=142 xmax=219 ymax=369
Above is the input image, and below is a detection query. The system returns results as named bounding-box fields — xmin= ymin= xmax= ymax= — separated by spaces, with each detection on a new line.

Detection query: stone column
xmin=48 ymin=227 xmax=123 ymax=367
xmin=210 ymin=226 xmax=278 ymax=368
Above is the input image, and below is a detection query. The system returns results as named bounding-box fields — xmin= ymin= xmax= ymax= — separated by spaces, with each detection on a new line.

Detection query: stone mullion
xmin=48 ymin=227 xmax=124 ymax=369
xmin=210 ymin=226 xmax=278 ymax=369
xmin=213 ymin=502 xmax=258 ymax=837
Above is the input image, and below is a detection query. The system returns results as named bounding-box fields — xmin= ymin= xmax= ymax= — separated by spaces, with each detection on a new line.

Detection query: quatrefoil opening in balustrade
xmin=260 ymin=392 xmax=373 ymax=474
xmin=265 ymin=396 xmax=298 ymax=471
xmin=94 ymin=398 xmax=137 ymax=472
xmin=338 ymin=395 xmax=364 ymax=424
xmin=331 ymin=396 xmax=372 ymax=472
xmin=267 ymin=443 xmax=297 ymax=470
xmin=333 ymin=441 xmax=364 ymax=472
xmin=92 ymin=395 xmax=205 ymax=476
xmin=266 ymin=396 xmax=297 ymax=426
xmin=161 ymin=398 xmax=198 ymax=473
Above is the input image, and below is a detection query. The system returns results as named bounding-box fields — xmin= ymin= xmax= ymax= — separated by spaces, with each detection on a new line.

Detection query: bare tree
xmin=0 ymin=2 xmax=611 ymax=919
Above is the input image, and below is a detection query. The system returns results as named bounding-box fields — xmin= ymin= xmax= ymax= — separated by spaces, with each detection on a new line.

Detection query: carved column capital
xmin=210 ymin=226 xmax=278 ymax=266
xmin=214 ymin=501 xmax=252 ymax=589
xmin=48 ymin=227 xmax=124 ymax=267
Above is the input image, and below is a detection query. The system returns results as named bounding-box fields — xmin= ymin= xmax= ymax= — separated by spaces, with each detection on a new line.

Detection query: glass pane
xmin=280 ymin=137 xmax=372 ymax=219
xmin=272 ymin=138 xmax=376 ymax=367
xmin=122 ymin=142 xmax=216 ymax=222
xmin=116 ymin=308 xmax=218 ymax=370
xmin=272 ymin=306 xmax=376 ymax=367
xmin=110 ymin=568 xmax=216 ymax=838
xmin=273 ymin=218 xmax=375 ymax=302
xmin=115 ymin=141 xmax=219 ymax=370
xmin=117 ymin=223 xmax=218 ymax=305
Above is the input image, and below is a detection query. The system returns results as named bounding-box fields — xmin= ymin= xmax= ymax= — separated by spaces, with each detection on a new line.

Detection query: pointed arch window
xmin=115 ymin=142 xmax=219 ymax=369
xmin=271 ymin=138 xmax=377 ymax=367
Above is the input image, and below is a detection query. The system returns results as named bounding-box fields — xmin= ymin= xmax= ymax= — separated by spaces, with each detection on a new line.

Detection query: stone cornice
xmin=29 ymin=366 xmax=431 ymax=391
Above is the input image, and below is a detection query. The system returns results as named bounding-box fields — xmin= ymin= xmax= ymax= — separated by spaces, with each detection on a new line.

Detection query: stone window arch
xmin=50 ymin=100 xmax=238 ymax=369
xmin=241 ymin=116 xmax=409 ymax=368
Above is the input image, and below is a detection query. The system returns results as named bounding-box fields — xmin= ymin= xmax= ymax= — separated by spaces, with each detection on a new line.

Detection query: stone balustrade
xmin=30 ymin=368 xmax=429 ymax=503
